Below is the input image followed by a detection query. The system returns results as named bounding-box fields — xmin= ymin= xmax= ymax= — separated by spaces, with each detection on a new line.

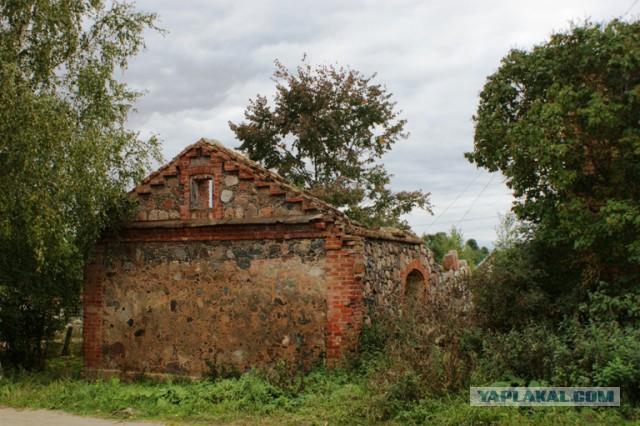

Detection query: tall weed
xmin=354 ymin=280 xmax=478 ymax=421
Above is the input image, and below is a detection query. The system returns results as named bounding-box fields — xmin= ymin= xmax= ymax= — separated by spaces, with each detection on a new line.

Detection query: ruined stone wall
xmin=87 ymin=140 xmax=471 ymax=374
xmin=434 ymin=250 xmax=472 ymax=311
xmin=97 ymin=238 xmax=326 ymax=377
xmin=362 ymin=238 xmax=435 ymax=316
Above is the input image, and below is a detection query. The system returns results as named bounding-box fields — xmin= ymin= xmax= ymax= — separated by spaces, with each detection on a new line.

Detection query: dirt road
xmin=0 ymin=407 xmax=166 ymax=426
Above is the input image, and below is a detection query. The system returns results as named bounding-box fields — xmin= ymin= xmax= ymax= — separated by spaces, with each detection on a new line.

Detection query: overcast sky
xmin=122 ymin=0 xmax=637 ymax=248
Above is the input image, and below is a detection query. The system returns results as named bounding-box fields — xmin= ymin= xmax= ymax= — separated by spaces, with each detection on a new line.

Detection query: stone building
xmin=83 ymin=138 xmax=439 ymax=377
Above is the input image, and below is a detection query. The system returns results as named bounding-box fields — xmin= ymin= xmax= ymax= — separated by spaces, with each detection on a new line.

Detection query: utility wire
xmin=624 ymin=0 xmax=640 ymax=16
xmin=412 ymin=215 xmax=497 ymax=227
xmin=425 ymin=169 xmax=483 ymax=231
xmin=455 ymin=173 xmax=497 ymax=228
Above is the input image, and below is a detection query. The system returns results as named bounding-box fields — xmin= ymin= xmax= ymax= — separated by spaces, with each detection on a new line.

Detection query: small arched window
xmin=405 ymin=269 xmax=425 ymax=308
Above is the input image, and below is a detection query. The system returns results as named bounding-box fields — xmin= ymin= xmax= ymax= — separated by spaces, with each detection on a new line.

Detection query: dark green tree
xmin=467 ymin=19 xmax=640 ymax=292
xmin=466 ymin=239 xmax=479 ymax=251
xmin=462 ymin=239 xmax=490 ymax=266
xmin=0 ymin=0 xmax=161 ymax=369
xmin=229 ymin=57 xmax=431 ymax=228
xmin=467 ymin=21 xmax=640 ymax=396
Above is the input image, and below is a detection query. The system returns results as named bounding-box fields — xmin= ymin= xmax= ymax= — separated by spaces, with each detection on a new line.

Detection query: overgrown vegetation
xmin=467 ymin=238 xmax=640 ymax=399
xmin=349 ymin=290 xmax=478 ymax=422
xmin=1 ymin=355 xmax=638 ymax=425
xmin=1 ymin=299 xmax=638 ymax=425
xmin=0 ymin=0 xmax=161 ymax=370
xmin=464 ymin=19 xmax=640 ymax=403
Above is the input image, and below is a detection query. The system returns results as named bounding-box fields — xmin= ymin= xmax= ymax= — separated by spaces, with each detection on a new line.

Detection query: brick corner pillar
xmin=82 ymin=245 xmax=105 ymax=376
xmin=325 ymin=234 xmax=365 ymax=366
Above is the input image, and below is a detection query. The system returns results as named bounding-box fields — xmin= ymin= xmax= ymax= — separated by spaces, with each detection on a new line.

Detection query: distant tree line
xmin=423 ymin=226 xmax=490 ymax=268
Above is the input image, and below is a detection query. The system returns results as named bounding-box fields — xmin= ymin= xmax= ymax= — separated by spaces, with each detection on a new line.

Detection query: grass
xmin=0 ymin=359 xmax=366 ymax=425
xmin=0 ymin=320 xmax=638 ymax=424
xmin=0 ymin=357 xmax=638 ymax=425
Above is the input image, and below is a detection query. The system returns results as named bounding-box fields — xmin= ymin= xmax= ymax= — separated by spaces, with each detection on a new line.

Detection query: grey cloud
xmin=122 ymin=0 xmax=631 ymax=243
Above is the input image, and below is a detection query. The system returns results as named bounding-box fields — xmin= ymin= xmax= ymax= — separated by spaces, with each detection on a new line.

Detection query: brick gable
xmin=132 ymin=138 xmax=346 ymax=224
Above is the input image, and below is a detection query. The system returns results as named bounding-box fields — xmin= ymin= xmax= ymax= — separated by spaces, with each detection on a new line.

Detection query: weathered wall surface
xmin=99 ymin=238 xmax=326 ymax=376
xmin=215 ymin=163 xmax=307 ymax=220
xmin=133 ymin=142 xmax=323 ymax=223
xmin=135 ymin=174 xmax=183 ymax=221
xmin=434 ymin=250 xmax=471 ymax=311
xmin=362 ymin=238 xmax=435 ymax=316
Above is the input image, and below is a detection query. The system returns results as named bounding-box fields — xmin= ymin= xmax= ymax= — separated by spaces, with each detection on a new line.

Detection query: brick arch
xmin=401 ymin=259 xmax=430 ymax=306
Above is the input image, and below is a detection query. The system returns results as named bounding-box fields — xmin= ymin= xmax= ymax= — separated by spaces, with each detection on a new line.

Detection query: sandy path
xmin=0 ymin=407 xmax=166 ymax=426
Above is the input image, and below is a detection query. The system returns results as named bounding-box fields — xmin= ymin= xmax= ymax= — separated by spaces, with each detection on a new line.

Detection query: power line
xmin=456 ymin=173 xmax=497 ymax=227
xmin=412 ymin=215 xmax=497 ymax=228
xmin=426 ymin=169 xmax=483 ymax=231
xmin=624 ymin=0 xmax=640 ymax=16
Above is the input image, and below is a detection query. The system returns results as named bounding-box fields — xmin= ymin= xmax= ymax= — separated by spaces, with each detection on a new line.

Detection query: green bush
xmin=467 ymin=227 xmax=640 ymax=402
xmin=477 ymin=324 xmax=564 ymax=384
xmin=472 ymin=302 xmax=640 ymax=402
xmin=553 ymin=317 xmax=640 ymax=402
xmin=468 ymin=240 xmax=587 ymax=331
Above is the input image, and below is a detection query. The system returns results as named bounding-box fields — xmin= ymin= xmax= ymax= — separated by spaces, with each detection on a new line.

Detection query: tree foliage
xmin=467 ymin=19 xmax=640 ymax=290
xmin=466 ymin=21 xmax=640 ymax=397
xmin=0 ymin=0 xmax=161 ymax=369
xmin=423 ymin=226 xmax=464 ymax=263
xmin=422 ymin=226 xmax=489 ymax=267
xmin=229 ymin=57 xmax=431 ymax=228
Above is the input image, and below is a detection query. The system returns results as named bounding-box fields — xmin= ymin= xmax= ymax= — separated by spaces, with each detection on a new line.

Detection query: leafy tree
xmin=465 ymin=238 xmax=479 ymax=251
xmin=423 ymin=226 xmax=463 ymax=262
xmin=0 ymin=0 xmax=161 ymax=369
xmin=422 ymin=232 xmax=450 ymax=262
xmin=462 ymin=239 xmax=490 ymax=266
xmin=467 ymin=20 xmax=640 ymax=292
xmin=465 ymin=21 xmax=640 ymax=395
xmin=423 ymin=226 xmax=488 ymax=267
xmin=229 ymin=57 xmax=431 ymax=228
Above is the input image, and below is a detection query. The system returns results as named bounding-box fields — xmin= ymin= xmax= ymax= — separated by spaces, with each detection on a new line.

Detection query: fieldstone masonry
xmin=432 ymin=249 xmax=472 ymax=312
xmin=83 ymin=139 xmax=468 ymax=378
xmin=99 ymin=239 xmax=326 ymax=374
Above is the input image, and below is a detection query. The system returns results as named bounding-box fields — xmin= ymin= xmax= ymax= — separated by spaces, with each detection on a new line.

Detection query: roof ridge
xmin=133 ymin=138 xmax=352 ymax=223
